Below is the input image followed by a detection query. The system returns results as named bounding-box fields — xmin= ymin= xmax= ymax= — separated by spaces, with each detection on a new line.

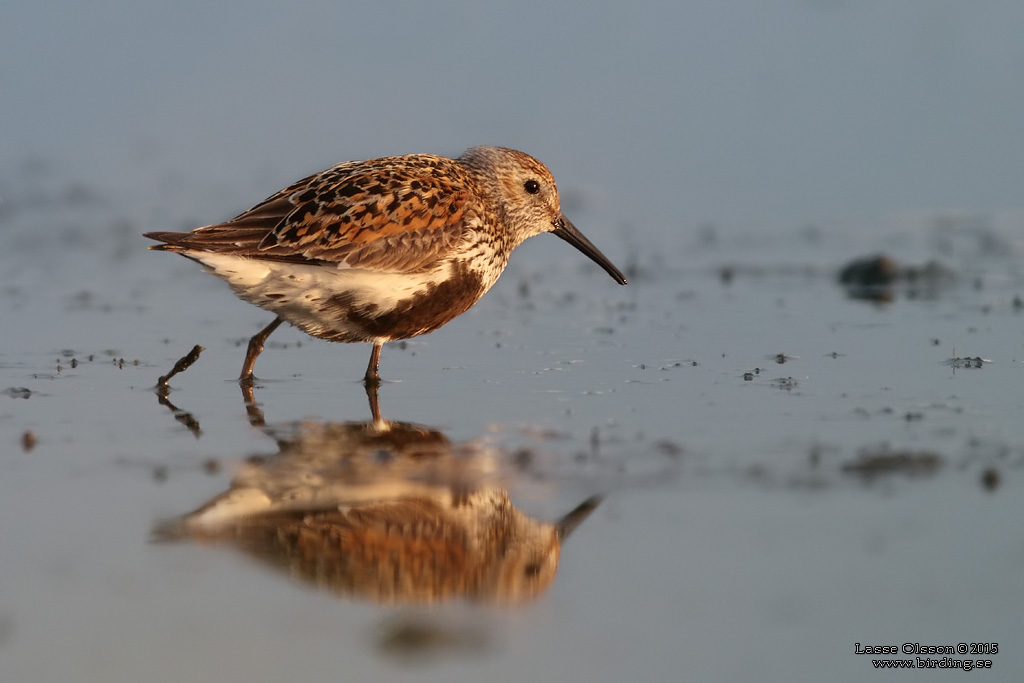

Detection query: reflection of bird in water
xmin=155 ymin=384 xmax=600 ymax=605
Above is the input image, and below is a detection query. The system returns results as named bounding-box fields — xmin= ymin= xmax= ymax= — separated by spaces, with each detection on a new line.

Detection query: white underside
xmin=191 ymin=252 xmax=459 ymax=341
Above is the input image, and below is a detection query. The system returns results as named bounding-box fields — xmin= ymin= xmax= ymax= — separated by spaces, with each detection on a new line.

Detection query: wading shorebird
xmin=145 ymin=146 xmax=627 ymax=384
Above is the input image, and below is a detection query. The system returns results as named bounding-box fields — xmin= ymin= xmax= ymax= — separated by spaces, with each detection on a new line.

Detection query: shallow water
xmin=4 ymin=2 xmax=1024 ymax=680
xmin=3 ymin=187 xmax=1022 ymax=680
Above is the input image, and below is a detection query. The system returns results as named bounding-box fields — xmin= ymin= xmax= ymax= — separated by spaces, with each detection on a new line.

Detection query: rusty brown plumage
xmin=144 ymin=146 xmax=627 ymax=384
xmin=146 ymin=154 xmax=478 ymax=272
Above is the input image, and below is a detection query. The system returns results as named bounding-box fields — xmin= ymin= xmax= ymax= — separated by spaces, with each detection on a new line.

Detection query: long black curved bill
xmin=552 ymin=215 xmax=628 ymax=285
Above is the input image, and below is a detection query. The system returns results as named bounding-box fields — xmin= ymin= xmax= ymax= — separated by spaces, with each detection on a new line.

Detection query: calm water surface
xmin=3 ymin=2 xmax=1023 ymax=681
xmin=2 ymin=192 xmax=1021 ymax=681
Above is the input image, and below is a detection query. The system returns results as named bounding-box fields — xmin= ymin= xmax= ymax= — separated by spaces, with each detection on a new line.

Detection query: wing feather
xmin=144 ymin=154 xmax=478 ymax=272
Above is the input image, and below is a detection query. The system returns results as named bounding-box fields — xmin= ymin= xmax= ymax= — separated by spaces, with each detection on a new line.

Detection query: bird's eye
xmin=524 ymin=180 xmax=540 ymax=195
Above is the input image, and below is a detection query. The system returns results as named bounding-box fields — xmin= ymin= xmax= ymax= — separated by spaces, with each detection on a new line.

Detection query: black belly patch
xmin=321 ymin=261 xmax=485 ymax=341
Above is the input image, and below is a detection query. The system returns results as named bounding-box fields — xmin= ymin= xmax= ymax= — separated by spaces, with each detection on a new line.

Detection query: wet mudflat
xmin=2 ymin=172 xmax=1022 ymax=681
xmin=4 ymin=3 xmax=1024 ymax=679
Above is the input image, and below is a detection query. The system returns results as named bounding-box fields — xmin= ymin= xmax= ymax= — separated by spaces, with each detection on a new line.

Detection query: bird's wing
xmin=144 ymin=155 xmax=479 ymax=272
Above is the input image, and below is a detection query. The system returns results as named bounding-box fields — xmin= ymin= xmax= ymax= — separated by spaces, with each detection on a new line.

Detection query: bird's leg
xmin=240 ymin=317 xmax=284 ymax=384
xmin=363 ymin=342 xmax=383 ymax=387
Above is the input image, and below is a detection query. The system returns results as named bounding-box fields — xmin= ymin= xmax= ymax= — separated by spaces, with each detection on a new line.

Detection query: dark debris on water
xmin=841 ymin=449 xmax=943 ymax=479
xmin=943 ymin=355 xmax=991 ymax=369
xmin=838 ymin=253 xmax=955 ymax=303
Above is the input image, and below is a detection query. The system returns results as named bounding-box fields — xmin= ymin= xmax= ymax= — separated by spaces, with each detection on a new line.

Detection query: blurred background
xmin=2 ymin=2 xmax=1023 ymax=681
xmin=3 ymin=0 xmax=1021 ymax=241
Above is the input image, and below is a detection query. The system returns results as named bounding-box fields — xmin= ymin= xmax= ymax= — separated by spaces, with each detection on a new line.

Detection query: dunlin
xmin=145 ymin=146 xmax=626 ymax=384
